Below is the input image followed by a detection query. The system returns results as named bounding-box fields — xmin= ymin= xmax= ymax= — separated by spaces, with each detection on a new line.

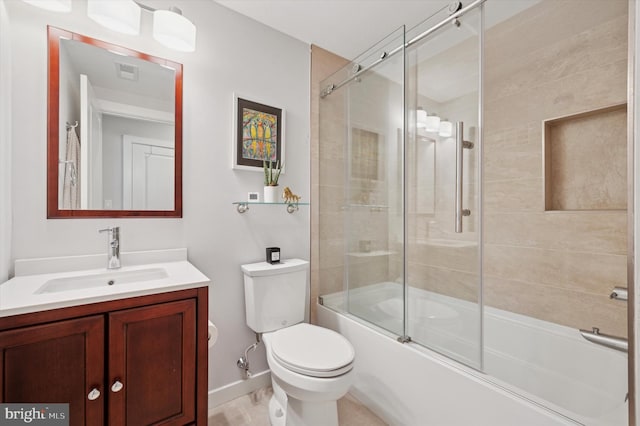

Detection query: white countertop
xmin=0 ymin=249 xmax=210 ymax=318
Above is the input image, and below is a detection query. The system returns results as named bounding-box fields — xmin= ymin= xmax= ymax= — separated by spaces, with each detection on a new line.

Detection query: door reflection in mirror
xmin=49 ymin=26 xmax=182 ymax=218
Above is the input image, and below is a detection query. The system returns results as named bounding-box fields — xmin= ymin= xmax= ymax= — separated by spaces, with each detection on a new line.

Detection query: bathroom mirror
xmin=47 ymin=27 xmax=183 ymax=218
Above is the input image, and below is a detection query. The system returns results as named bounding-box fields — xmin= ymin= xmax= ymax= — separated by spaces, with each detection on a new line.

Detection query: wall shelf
xmin=232 ymin=201 xmax=309 ymax=214
xmin=543 ymin=103 xmax=627 ymax=211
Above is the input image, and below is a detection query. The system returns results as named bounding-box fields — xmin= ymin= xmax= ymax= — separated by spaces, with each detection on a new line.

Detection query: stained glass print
xmin=242 ymin=108 xmax=278 ymax=162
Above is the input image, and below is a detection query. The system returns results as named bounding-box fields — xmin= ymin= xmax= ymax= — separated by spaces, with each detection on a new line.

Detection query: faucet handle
xmin=98 ymin=226 xmax=119 ymax=235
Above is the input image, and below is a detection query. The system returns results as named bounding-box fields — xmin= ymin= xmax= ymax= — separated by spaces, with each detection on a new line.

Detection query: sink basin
xmin=35 ymin=267 xmax=168 ymax=294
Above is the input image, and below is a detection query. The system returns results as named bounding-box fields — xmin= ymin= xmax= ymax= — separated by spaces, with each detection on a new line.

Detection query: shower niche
xmin=543 ymin=103 xmax=627 ymax=211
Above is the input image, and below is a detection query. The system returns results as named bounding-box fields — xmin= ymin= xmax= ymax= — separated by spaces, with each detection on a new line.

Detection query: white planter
xmin=264 ymin=186 xmax=280 ymax=203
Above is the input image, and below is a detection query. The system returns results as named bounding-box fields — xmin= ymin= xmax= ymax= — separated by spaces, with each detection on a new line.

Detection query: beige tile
xmin=485 ymin=150 xmax=543 ymax=185
xmin=483 ymin=125 xmax=534 ymax=155
xmin=407 ymin=241 xmax=478 ymax=273
xmin=483 ymin=141 xmax=542 ymax=182
xmin=319 ymin=212 xmax=345 ymax=240
xmin=484 ymin=178 xmax=544 ymax=213
xmin=347 ymin=260 xmax=391 ymax=289
xmin=485 ymin=59 xmax=627 ymax=132
xmin=319 ymin=265 xmax=345 ymax=296
xmin=484 ymin=211 xmax=627 ymax=254
xmin=310 ymin=267 xmax=320 ymax=323
xmin=484 ymin=276 xmax=627 ymax=337
xmin=408 ymin=263 xmax=480 ymax=303
xmin=484 ymin=244 xmax=627 ymax=295
xmin=311 ymin=45 xmax=349 ymax=82
xmin=486 ymin=13 xmax=627 ymax=102
xmin=319 ymin=160 xmax=346 ymax=187
xmin=484 ymin=0 xmax=627 ymax=85
xmin=319 ymin=238 xmax=345 ymax=269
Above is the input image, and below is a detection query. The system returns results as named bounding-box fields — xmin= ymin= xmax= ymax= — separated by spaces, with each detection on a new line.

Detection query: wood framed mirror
xmin=47 ymin=27 xmax=183 ymax=218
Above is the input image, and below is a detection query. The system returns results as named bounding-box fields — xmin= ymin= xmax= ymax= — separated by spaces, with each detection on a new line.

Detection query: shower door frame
xmin=629 ymin=1 xmax=637 ymax=425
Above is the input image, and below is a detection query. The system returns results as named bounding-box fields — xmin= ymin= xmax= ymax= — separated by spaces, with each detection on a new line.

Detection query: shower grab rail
xmin=320 ymin=0 xmax=487 ymax=98
xmin=579 ymin=327 xmax=628 ymax=352
xmin=455 ymin=121 xmax=472 ymax=233
xmin=609 ymin=286 xmax=628 ymax=301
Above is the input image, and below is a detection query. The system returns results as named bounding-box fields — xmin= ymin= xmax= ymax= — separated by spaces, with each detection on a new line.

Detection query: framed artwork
xmin=233 ymin=94 xmax=285 ymax=171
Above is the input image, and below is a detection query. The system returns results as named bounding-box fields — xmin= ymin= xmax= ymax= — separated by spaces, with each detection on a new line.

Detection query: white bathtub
xmin=319 ymin=282 xmax=628 ymax=426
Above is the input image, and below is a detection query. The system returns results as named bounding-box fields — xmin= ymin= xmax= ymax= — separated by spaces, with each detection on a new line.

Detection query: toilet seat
xmin=270 ymin=323 xmax=355 ymax=378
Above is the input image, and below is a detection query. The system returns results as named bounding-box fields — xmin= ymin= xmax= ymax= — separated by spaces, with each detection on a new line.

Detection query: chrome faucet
xmin=98 ymin=227 xmax=121 ymax=269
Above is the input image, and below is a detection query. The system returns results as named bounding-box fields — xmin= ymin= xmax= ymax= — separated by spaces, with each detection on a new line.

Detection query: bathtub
xmin=318 ymin=282 xmax=628 ymax=426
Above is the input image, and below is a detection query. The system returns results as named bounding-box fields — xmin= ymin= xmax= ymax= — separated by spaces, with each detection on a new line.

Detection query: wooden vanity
xmin=0 ymin=251 xmax=209 ymax=426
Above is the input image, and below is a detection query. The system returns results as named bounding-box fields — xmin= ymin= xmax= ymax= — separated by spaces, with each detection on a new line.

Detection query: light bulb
xmin=416 ymin=108 xmax=427 ymax=129
xmin=425 ymin=115 xmax=441 ymax=133
xmin=87 ymin=0 xmax=141 ymax=35
xmin=439 ymin=120 xmax=453 ymax=137
xmin=153 ymin=8 xmax=196 ymax=52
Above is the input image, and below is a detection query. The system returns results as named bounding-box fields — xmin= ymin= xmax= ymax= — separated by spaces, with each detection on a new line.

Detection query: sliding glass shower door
xmin=404 ymin=6 xmax=482 ymax=369
xmin=319 ymin=5 xmax=483 ymax=368
xmin=341 ymin=27 xmax=406 ymax=337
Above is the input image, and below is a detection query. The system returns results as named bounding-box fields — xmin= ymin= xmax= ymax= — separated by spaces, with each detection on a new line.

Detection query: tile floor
xmin=208 ymin=387 xmax=387 ymax=425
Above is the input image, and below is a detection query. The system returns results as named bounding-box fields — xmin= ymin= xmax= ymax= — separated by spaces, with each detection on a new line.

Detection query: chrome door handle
xmin=111 ymin=380 xmax=124 ymax=393
xmin=87 ymin=387 xmax=101 ymax=401
xmin=455 ymin=121 xmax=472 ymax=233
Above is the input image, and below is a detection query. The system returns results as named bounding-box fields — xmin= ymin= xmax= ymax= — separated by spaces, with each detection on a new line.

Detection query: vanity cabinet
xmin=108 ymin=299 xmax=196 ymax=425
xmin=0 ymin=315 xmax=105 ymax=425
xmin=0 ymin=288 xmax=207 ymax=426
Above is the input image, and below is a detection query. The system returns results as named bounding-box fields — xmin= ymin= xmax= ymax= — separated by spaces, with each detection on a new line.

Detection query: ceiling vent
xmin=115 ymin=62 xmax=139 ymax=82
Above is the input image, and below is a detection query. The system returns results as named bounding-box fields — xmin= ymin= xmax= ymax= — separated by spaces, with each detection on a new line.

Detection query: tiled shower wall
xmin=310 ymin=45 xmax=348 ymax=322
xmin=482 ymin=0 xmax=628 ymax=336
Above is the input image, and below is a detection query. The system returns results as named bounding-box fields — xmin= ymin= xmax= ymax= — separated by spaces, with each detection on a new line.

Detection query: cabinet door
xmin=108 ymin=299 xmax=196 ymax=425
xmin=0 ymin=316 xmax=105 ymax=426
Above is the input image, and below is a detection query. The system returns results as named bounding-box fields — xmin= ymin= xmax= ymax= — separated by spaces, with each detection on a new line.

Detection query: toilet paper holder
xmin=207 ymin=320 xmax=218 ymax=347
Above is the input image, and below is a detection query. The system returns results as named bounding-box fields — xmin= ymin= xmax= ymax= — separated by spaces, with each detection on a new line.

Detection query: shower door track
xmin=320 ymin=0 xmax=487 ymax=98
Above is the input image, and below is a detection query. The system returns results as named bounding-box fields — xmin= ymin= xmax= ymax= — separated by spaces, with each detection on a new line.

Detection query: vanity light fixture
xmin=416 ymin=107 xmax=428 ymax=129
xmin=20 ymin=0 xmax=71 ymax=12
xmin=86 ymin=0 xmax=196 ymax=52
xmin=417 ymin=107 xmax=451 ymax=137
xmin=87 ymin=0 xmax=141 ymax=35
xmin=438 ymin=120 xmax=453 ymax=138
xmin=152 ymin=7 xmax=197 ymax=52
xmin=425 ymin=114 xmax=441 ymax=133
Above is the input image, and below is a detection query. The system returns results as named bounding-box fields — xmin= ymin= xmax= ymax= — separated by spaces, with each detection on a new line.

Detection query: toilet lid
xmin=271 ymin=323 xmax=354 ymax=378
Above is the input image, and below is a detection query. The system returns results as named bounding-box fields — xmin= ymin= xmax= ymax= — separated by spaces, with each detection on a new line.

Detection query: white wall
xmin=5 ymin=0 xmax=310 ymax=394
xmin=0 ymin=0 xmax=12 ymax=283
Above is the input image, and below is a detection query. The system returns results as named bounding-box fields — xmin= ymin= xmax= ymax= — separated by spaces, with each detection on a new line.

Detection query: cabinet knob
xmin=111 ymin=380 xmax=124 ymax=393
xmin=87 ymin=388 xmax=101 ymax=401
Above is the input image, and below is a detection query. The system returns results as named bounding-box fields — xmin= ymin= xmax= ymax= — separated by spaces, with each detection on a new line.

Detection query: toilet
xmin=241 ymin=258 xmax=355 ymax=426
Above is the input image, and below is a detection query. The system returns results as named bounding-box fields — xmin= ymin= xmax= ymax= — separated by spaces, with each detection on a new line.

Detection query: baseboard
xmin=208 ymin=370 xmax=272 ymax=409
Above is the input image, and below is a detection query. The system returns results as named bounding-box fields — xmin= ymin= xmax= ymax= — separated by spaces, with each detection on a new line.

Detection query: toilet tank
xmin=241 ymin=258 xmax=309 ymax=333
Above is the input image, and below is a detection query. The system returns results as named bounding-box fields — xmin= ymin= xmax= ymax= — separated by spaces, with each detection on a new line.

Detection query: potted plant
xmin=263 ymin=160 xmax=283 ymax=203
